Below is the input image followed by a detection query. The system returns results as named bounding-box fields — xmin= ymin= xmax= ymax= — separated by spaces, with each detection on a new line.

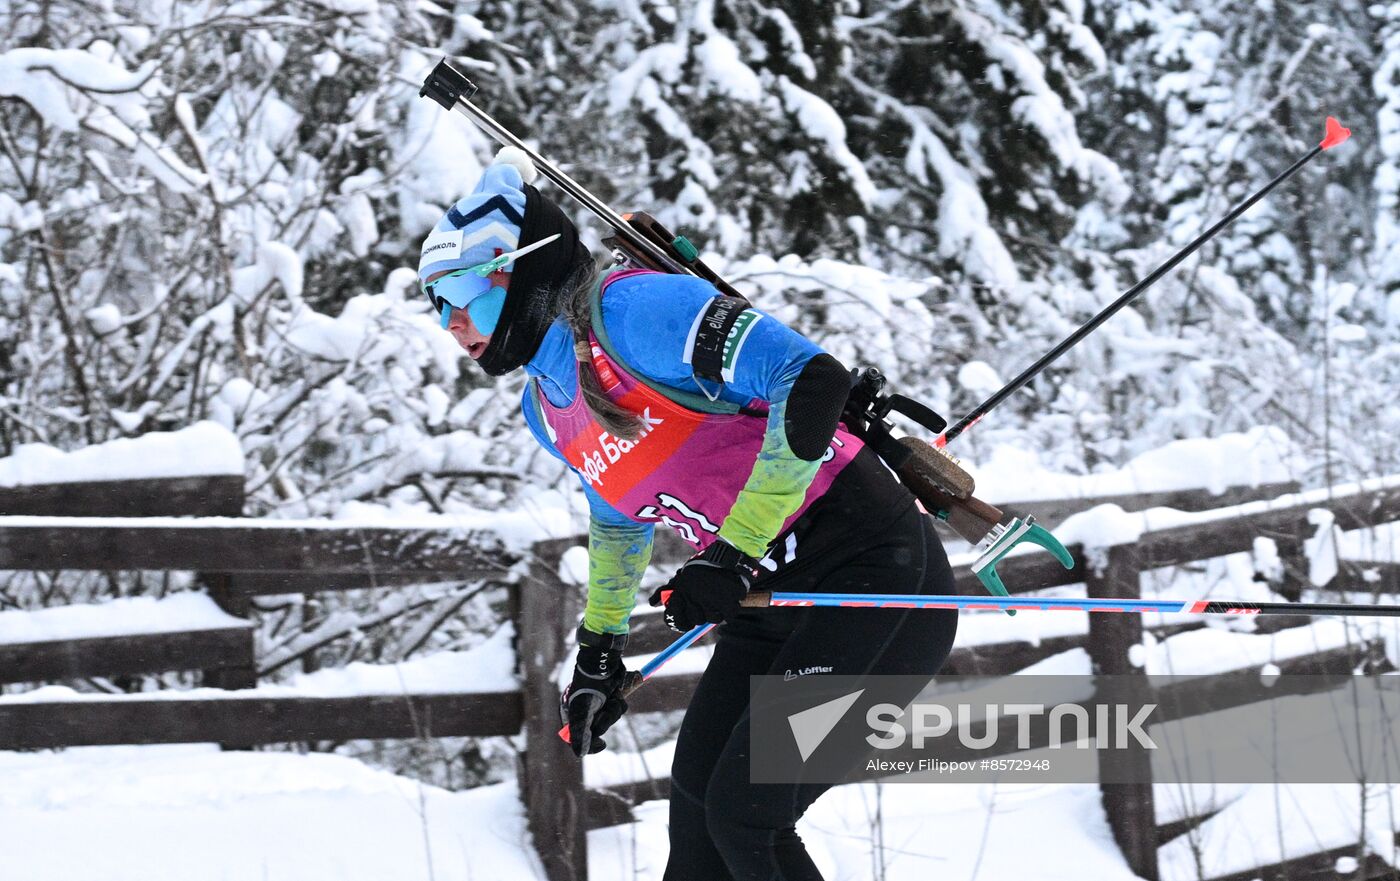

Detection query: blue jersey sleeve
xmin=601 ymin=273 xmax=823 ymax=407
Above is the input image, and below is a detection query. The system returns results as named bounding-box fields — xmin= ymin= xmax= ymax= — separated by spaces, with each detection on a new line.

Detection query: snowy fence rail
xmin=991 ymin=479 xmax=1302 ymax=529
xmin=0 ymin=474 xmax=246 ymax=519
xmin=0 ymin=474 xmax=247 ymax=688
xmin=0 ymin=623 xmax=255 ymax=688
xmin=3 ymin=475 xmax=1399 ymax=881
xmin=0 ymin=471 xmax=525 ymax=752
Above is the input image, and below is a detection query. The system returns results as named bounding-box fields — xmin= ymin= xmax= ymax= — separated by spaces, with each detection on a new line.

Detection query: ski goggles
xmin=422 ymin=234 xmax=560 ymax=332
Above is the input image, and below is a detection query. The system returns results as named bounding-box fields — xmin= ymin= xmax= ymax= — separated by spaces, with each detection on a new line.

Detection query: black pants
xmin=663 ymin=500 xmax=959 ymax=881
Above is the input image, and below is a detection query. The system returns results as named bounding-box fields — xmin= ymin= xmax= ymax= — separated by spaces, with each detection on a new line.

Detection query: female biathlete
xmin=418 ymin=150 xmax=960 ymax=881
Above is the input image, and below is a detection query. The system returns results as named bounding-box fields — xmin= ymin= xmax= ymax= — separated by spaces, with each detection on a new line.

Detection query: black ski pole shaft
xmin=939 ymin=117 xmax=1353 ymax=447
xmin=419 ymin=59 xmax=687 ymax=275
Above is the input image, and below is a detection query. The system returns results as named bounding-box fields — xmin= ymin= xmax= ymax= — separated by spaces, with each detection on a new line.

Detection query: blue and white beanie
xmin=417 ymin=147 xmax=540 ymax=286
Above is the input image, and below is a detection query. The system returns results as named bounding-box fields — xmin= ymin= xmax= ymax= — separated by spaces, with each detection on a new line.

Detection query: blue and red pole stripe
xmin=749 ymin=590 xmax=1400 ymax=617
xmin=556 ymin=583 xmax=1400 ymax=746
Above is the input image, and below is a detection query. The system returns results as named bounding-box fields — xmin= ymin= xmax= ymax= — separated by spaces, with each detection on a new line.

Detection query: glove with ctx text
xmin=648 ymin=539 xmax=760 ymax=633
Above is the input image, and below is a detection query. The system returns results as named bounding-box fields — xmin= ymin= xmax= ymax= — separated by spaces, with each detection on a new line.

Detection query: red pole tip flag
xmin=1321 ymin=116 xmax=1352 ymax=150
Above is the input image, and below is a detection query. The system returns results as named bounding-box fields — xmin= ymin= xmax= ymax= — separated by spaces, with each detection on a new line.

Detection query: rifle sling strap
xmin=689 ymin=295 xmax=753 ymax=384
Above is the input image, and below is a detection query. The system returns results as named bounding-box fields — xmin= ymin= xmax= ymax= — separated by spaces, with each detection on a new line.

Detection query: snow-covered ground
xmin=601 ymin=781 xmax=1155 ymax=880
xmin=3 ymin=741 xmax=1143 ymax=881
xmin=0 ymin=745 xmax=542 ymax=881
xmin=592 ymin=780 xmax=1398 ymax=881
xmin=6 ymin=744 xmax=1395 ymax=881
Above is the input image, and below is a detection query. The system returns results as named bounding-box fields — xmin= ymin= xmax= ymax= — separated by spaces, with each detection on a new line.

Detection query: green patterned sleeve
xmin=716 ymin=395 xmax=822 ymax=559
xmin=582 ymin=516 xmax=656 ymax=635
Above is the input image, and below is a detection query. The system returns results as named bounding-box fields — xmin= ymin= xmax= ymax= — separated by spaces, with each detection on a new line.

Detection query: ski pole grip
xmin=619 ymin=669 xmax=645 ymax=698
xmin=740 ymin=590 xmax=772 ymax=608
xmin=557 ymin=670 xmax=647 ymax=744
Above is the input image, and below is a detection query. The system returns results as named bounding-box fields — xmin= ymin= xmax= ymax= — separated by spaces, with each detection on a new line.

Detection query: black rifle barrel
xmin=420 ymin=60 xmax=685 ymax=274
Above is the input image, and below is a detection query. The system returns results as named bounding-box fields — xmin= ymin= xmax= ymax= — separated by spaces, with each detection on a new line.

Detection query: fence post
xmin=519 ymin=537 xmax=588 ymax=881
xmin=1272 ymin=537 xmax=1308 ymax=601
xmin=1086 ymin=544 xmax=1159 ymax=881
xmin=202 ymin=574 xmax=257 ymax=691
xmin=200 ymin=480 xmax=255 ymax=691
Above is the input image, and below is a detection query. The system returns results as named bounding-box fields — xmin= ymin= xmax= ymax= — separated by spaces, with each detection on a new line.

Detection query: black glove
xmin=648 ymin=539 xmax=761 ymax=633
xmin=560 ymin=626 xmax=636 ymax=756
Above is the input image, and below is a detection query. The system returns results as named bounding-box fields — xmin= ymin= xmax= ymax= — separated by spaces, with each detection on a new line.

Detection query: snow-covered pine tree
xmin=0 ymin=1 xmax=515 ymax=516
xmin=1054 ymin=0 xmax=1382 ymax=465
xmin=532 ymin=0 xmax=1127 ymax=278
xmin=1373 ymin=2 xmax=1400 ymax=310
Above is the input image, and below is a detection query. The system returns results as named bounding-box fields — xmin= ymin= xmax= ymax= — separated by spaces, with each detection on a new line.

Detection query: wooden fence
xmin=3 ymin=474 xmax=1399 ymax=881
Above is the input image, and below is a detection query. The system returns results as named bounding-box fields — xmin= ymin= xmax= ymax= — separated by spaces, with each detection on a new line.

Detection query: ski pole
xmin=742 ymin=589 xmax=1400 ymax=618
xmin=563 ymin=583 xmax=1396 ymax=748
xmin=936 ymin=116 xmax=1353 ymax=447
xmin=557 ymin=622 xmax=715 ymax=743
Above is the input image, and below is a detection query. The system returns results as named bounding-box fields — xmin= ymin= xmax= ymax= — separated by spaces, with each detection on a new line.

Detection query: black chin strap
xmin=477 ymin=186 xmax=587 ymax=376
